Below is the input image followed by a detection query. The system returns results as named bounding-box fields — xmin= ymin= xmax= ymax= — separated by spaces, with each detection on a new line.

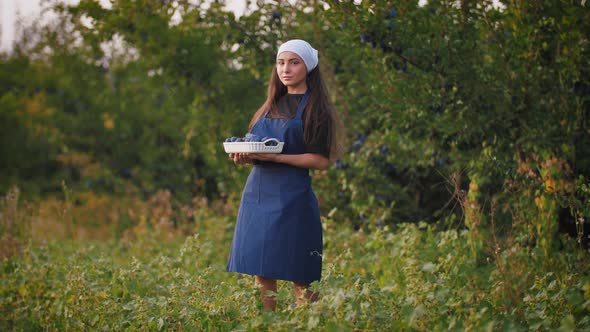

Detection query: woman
xmin=226 ymin=39 xmax=342 ymax=311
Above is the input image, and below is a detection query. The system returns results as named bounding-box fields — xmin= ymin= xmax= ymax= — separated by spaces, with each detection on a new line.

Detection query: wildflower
xmin=545 ymin=179 xmax=557 ymax=193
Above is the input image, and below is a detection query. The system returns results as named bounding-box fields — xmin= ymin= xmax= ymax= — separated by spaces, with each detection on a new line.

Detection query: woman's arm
xmin=248 ymin=153 xmax=330 ymax=170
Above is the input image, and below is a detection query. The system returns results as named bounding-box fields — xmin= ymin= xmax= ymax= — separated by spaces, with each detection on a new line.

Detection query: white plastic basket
xmin=223 ymin=138 xmax=284 ymax=154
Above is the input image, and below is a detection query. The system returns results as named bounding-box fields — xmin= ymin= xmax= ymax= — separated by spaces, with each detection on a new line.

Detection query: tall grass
xmin=0 ymin=187 xmax=32 ymax=260
xmin=1 ymin=188 xmax=589 ymax=331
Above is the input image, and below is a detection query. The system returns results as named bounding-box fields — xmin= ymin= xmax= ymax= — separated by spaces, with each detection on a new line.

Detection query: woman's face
xmin=276 ymin=51 xmax=307 ymax=93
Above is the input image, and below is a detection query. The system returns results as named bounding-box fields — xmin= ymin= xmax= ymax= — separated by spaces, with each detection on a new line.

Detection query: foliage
xmin=1 ymin=0 xmax=265 ymax=199
xmin=1 ymin=4 xmax=590 ymax=328
xmin=2 ymin=0 xmax=588 ymax=228
xmin=308 ymin=0 xmax=590 ymax=252
xmin=1 ymin=211 xmax=589 ymax=331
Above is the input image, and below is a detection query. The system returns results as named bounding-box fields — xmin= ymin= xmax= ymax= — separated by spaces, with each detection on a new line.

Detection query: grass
xmin=1 ymin=189 xmax=589 ymax=331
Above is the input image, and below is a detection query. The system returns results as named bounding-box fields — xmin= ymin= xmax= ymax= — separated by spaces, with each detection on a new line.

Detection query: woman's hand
xmin=229 ymin=153 xmax=254 ymax=165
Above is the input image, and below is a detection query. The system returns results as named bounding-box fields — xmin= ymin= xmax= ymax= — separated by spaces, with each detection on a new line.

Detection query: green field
xmin=2 ymin=215 xmax=588 ymax=331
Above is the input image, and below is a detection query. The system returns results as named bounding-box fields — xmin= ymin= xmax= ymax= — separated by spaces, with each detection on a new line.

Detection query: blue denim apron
xmin=226 ymin=91 xmax=322 ymax=284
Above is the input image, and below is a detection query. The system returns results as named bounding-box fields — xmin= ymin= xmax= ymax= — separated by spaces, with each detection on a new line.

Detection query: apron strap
xmin=295 ymin=90 xmax=311 ymax=120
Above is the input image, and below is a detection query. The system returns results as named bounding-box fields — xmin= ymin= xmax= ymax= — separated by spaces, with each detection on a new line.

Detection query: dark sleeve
xmin=305 ymin=123 xmax=330 ymax=158
xmin=290 ymin=98 xmax=330 ymax=158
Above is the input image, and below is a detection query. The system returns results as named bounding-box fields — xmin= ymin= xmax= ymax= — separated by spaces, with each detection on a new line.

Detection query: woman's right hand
xmin=229 ymin=153 xmax=254 ymax=165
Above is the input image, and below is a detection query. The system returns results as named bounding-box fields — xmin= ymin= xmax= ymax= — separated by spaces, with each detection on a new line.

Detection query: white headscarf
xmin=276 ymin=39 xmax=319 ymax=73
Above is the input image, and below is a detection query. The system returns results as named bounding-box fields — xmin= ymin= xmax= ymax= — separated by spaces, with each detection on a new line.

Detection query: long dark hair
xmin=249 ymin=65 xmax=343 ymax=160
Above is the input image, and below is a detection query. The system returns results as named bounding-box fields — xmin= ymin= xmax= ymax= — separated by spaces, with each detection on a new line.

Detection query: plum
xmin=264 ymin=139 xmax=278 ymax=147
xmin=385 ymin=9 xmax=397 ymax=19
xmin=245 ymin=133 xmax=261 ymax=142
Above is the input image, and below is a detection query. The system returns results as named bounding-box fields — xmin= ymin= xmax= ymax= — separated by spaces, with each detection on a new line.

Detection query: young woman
xmin=226 ymin=39 xmax=342 ymax=311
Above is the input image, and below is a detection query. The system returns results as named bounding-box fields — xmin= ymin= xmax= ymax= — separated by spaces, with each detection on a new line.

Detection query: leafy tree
xmin=317 ymin=0 xmax=590 ymax=252
xmin=1 ymin=0 xmax=588 ymax=253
